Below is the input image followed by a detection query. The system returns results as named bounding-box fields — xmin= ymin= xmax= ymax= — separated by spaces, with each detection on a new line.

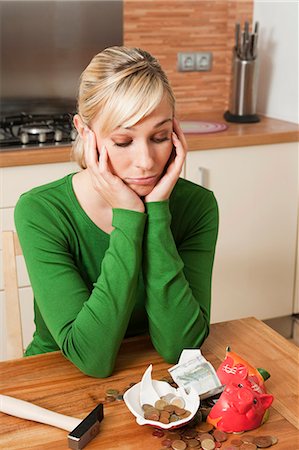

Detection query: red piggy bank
xmin=207 ymin=373 xmax=273 ymax=432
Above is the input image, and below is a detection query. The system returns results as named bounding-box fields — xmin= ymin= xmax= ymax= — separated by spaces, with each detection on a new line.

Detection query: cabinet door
xmin=185 ymin=143 xmax=298 ymax=323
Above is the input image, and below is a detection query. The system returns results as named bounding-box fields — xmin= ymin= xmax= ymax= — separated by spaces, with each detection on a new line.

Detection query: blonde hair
xmin=72 ymin=46 xmax=175 ymax=168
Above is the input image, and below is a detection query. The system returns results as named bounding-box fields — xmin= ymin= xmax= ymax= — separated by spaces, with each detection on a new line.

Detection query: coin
xmin=201 ymin=438 xmax=216 ymax=450
xmin=171 ymin=440 xmax=187 ymax=450
xmin=188 ymin=438 xmax=200 ymax=448
xmin=231 ymin=439 xmax=243 ymax=447
xmin=106 ymin=388 xmax=119 ymax=395
xmin=142 ymin=404 xmax=153 ymax=411
xmin=269 ymin=436 xmax=278 ymax=445
xmin=197 ymin=422 xmax=214 ymax=433
xmin=162 ymin=393 xmax=177 ymax=403
xmin=253 ymin=436 xmax=273 ymax=448
xmin=199 ymin=433 xmax=214 ymax=442
xmin=155 ymin=399 xmax=168 ymax=410
xmin=153 ymin=429 xmax=165 ymax=438
xmin=183 ymin=429 xmax=198 ymax=439
xmin=213 ymin=429 xmax=228 ymax=442
xmin=170 ymin=397 xmax=186 ymax=408
xmin=162 ymin=438 xmax=173 ymax=448
xmin=240 ymin=444 xmax=257 ymax=450
xmin=241 ymin=436 xmax=256 ymax=444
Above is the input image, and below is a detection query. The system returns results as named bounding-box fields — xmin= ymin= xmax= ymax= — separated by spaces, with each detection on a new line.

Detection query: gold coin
xmin=142 ymin=403 xmax=153 ymax=411
xmin=106 ymin=388 xmax=119 ymax=396
xmin=197 ymin=422 xmax=214 ymax=433
xmin=199 ymin=433 xmax=214 ymax=442
xmin=155 ymin=399 xmax=168 ymax=410
xmin=170 ymin=396 xmax=186 ymax=408
xmin=201 ymin=438 xmax=216 ymax=450
xmin=188 ymin=438 xmax=200 ymax=448
xmin=171 ymin=439 xmax=187 ymax=450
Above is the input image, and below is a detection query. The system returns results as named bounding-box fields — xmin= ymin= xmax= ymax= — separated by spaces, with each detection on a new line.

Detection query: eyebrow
xmin=123 ymin=118 xmax=173 ymax=130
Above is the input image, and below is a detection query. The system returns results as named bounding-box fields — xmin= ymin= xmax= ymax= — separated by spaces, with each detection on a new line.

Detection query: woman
xmin=15 ymin=47 xmax=219 ymax=377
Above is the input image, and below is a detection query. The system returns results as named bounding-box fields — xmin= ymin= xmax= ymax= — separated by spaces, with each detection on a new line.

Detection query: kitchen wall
xmin=253 ymin=1 xmax=299 ymax=124
xmin=124 ymin=0 xmax=253 ymax=116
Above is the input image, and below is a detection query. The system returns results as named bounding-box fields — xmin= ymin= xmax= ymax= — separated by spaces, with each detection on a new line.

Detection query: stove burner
xmin=20 ymin=124 xmax=54 ymax=135
xmin=0 ymin=111 xmax=77 ymax=150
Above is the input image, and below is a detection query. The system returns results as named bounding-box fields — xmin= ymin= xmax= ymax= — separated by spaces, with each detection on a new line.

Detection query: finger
xmin=173 ymin=117 xmax=188 ymax=150
xmin=85 ymin=129 xmax=99 ymax=170
xmin=172 ymin=132 xmax=186 ymax=172
xmin=172 ymin=131 xmax=186 ymax=159
xmin=98 ymin=145 xmax=119 ymax=185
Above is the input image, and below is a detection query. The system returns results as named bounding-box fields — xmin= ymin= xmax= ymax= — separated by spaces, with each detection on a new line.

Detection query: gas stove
xmin=0 ymin=111 xmax=77 ymax=151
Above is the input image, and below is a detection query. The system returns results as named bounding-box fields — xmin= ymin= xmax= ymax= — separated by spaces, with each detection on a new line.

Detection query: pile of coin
xmin=105 ymin=382 xmax=136 ymax=403
xmin=143 ymin=393 xmax=192 ymax=424
xmin=152 ymin=421 xmax=278 ymax=449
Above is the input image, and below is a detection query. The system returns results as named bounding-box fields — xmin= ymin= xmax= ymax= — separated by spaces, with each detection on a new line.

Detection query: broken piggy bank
xmin=207 ymin=348 xmax=274 ymax=433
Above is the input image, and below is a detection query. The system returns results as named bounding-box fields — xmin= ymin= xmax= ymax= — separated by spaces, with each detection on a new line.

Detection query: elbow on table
xmin=62 ymin=348 xmax=115 ymax=378
xmin=75 ymin=364 xmax=114 ymax=378
xmin=156 ymin=327 xmax=210 ymax=364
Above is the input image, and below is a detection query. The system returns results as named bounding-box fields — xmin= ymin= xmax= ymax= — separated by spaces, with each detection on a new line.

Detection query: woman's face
xmin=92 ymin=96 xmax=174 ymax=197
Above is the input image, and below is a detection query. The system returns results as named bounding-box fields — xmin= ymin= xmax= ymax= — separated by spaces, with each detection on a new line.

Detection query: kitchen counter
xmin=1 ymin=317 xmax=298 ymax=449
xmin=0 ymin=112 xmax=298 ymax=168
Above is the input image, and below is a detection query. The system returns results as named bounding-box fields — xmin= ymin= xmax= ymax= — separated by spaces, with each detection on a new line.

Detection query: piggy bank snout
xmin=237 ymin=388 xmax=253 ymax=403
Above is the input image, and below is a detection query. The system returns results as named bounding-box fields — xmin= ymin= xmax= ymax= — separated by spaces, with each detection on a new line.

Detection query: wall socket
xmin=178 ymin=52 xmax=213 ymax=72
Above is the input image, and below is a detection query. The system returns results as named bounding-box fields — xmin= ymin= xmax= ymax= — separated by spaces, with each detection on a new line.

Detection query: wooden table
xmin=1 ymin=317 xmax=298 ymax=449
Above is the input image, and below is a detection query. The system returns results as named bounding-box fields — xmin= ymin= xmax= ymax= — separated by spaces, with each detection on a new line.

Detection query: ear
xmin=259 ymin=394 xmax=274 ymax=410
xmin=73 ymin=114 xmax=90 ymax=140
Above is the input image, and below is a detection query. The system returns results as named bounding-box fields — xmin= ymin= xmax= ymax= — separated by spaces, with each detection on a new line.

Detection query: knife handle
xmin=0 ymin=394 xmax=81 ymax=432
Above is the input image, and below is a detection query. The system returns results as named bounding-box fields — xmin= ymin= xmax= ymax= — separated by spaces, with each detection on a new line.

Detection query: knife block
xmin=224 ymin=52 xmax=260 ymax=123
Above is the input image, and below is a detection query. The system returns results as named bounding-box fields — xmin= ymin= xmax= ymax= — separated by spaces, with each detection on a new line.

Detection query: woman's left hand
xmin=144 ymin=117 xmax=187 ymax=203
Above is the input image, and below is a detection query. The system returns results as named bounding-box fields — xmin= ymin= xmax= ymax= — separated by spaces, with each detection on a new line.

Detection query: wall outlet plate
xmin=177 ymin=52 xmax=196 ymax=72
xmin=178 ymin=52 xmax=212 ymax=72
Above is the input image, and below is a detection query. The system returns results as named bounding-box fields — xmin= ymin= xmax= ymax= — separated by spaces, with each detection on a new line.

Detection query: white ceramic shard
xmin=123 ymin=364 xmax=200 ymax=430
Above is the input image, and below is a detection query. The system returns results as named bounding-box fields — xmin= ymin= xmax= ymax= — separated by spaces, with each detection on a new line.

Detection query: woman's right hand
xmin=84 ymin=129 xmax=145 ymax=213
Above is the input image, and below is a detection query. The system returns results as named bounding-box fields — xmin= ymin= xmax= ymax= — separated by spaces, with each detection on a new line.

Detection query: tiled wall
xmin=124 ymin=0 xmax=253 ymax=116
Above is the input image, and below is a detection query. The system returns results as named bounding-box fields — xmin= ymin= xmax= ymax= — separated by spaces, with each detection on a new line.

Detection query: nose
xmin=134 ymin=142 xmax=155 ymax=171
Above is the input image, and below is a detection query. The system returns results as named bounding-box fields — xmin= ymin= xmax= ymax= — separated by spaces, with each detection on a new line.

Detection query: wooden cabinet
xmin=184 ymin=143 xmax=298 ymax=324
xmin=0 ymin=161 xmax=79 ymax=360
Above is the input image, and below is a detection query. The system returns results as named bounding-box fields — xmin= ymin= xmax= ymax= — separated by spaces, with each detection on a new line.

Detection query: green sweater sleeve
xmin=143 ymin=191 xmax=219 ymax=363
xmin=15 ymin=194 xmax=146 ymax=377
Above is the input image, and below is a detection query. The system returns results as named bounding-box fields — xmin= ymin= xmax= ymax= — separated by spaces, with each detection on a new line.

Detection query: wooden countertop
xmin=1 ymin=317 xmax=298 ymax=449
xmin=1 ymin=113 xmax=298 ymax=168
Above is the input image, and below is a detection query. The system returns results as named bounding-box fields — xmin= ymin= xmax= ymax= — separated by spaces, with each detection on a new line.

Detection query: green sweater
xmin=14 ymin=174 xmax=218 ymax=377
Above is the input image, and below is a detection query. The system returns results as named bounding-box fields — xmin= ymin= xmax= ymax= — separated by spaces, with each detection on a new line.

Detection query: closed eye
xmin=114 ymin=141 xmax=132 ymax=147
xmin=114 ymin=137 xmax=170 ymax=147
xmin=152 ymin=137 xmax=170 ymax=143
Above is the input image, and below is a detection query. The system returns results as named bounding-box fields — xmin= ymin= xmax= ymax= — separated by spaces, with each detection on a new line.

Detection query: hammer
xmin=0 ymin=394 xmax=104 ymax=449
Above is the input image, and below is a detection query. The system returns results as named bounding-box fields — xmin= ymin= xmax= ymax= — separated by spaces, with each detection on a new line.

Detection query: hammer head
xmin=68 ymin=403 xmax=104 ymax=450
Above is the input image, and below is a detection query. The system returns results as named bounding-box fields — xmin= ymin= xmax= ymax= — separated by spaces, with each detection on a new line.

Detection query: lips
xmin=126 ymin=176 xmax=158 ymax=186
